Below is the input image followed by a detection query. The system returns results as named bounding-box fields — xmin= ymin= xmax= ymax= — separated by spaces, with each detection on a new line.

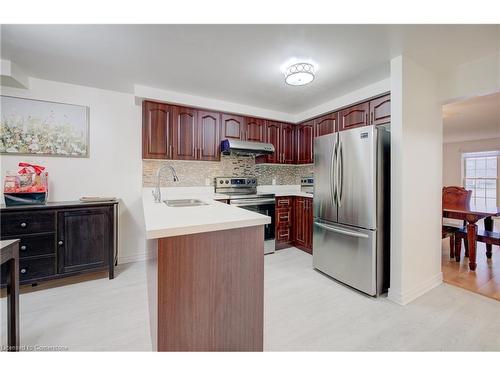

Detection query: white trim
xmin=117 ymin=251 xmax=153 ymax=264
xmin=463 ymin=150 xmax=500 ymax=158
xmin=387 ymin=272 xmax=443 ymax=305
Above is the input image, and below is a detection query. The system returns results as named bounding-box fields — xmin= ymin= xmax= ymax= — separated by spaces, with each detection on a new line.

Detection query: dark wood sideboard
xmin=0 ymin=201 xmax=118 ymax=287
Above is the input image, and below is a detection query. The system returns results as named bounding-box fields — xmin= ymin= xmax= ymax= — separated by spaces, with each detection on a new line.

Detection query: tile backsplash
xmin=143 ymin=155 xmax=313 ymax=187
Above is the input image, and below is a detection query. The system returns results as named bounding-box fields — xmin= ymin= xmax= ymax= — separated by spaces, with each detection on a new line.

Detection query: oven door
xmin=230 ymin=198 xmax=275 ymax=254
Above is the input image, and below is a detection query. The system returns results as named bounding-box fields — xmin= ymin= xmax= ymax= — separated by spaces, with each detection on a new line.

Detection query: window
xmin=463 ymin=152 xmax=498 ymax=207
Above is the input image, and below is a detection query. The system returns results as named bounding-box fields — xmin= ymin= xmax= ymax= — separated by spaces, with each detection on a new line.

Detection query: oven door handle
xmin=230 ymin=198 xmax=276 ymax=206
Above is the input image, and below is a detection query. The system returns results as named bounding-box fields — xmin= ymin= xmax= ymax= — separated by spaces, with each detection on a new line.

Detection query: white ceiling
xmin=1 ymin=24 xmax=499 ymax=114
xmin=443 ymin=92 xmax=500 ymax=143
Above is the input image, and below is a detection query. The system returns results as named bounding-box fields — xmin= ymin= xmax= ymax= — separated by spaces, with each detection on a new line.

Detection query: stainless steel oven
xmin=215 ymin=177 xmax=275 ymax=254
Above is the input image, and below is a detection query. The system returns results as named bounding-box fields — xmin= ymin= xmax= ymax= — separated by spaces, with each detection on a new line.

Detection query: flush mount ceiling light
xmin=284 ymin=62 xmax=315 ymax=86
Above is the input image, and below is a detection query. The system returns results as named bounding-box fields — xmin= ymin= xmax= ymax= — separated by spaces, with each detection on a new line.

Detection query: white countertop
xmin=142 ymin=187 xmax=271 ymax=239
xmin=257 ymin=185 xmax=313 ymax=198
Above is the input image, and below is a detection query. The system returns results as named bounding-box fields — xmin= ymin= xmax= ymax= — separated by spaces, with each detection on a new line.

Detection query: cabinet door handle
xmin=365 ymin=113 xmax=368 ymax=125
xmin=58 ymin=240 xmax=64 ymax=246
xmin=20 ymin=268 xmax=27 ymax=274
xmin=169 ymin=145 xmax=173 ymax=158
xmin=20 ymin=245 xmax=27 ymax=251
xmin=20 ymin=222 xmax=27 ymax=228
xmin=371 ymin=112 xmax=374 ymax=124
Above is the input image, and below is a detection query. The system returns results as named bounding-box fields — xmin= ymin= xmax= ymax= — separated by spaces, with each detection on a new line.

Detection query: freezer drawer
xmin=313 ymin=220 xmax=377 ymax=296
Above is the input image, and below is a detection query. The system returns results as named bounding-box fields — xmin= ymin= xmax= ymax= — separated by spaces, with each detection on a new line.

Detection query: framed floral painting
xmin=0 ymin=95 xmax=89 ymax=157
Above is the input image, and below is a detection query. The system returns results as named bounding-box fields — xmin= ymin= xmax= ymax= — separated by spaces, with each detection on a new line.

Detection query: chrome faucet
xmin=153 ymin=164 xmax=179 ymax=203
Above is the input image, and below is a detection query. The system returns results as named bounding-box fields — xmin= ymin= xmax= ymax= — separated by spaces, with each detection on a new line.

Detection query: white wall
xmin=0 ymin=78 xmax=145 ymax=263
xmin=389 ymin=55 xmax=443 ymax=305
xmin=443 ymin=138 xmax=500 ymax=206
xmin=134 ymin=84 xmax=295 ymax=123
xmin=438 ymin=52 xmax=500 ymax=103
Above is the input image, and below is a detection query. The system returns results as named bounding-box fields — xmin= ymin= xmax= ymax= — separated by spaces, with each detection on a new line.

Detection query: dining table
xmin=443 ymin=202 xmax=500 ymax=271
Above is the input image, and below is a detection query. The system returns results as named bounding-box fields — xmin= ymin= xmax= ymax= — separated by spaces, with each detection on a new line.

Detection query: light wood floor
xmin=1 ymin=247 xmax=500 ymax=351
xmin=442 ymin=221 xmax=500 ymax=301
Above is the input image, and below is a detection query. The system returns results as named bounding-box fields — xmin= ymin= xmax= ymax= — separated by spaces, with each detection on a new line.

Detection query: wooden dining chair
xmin=442 ymin=186 xmax=472 ymax=259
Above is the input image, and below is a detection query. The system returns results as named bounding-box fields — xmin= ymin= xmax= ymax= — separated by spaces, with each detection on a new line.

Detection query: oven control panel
xmin=214 ymin=177 xmax=257 ymax=188
xmin=300 ymin=177 xmax=314 ymax=186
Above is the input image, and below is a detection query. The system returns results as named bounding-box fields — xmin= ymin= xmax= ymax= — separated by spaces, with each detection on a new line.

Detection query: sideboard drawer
xmin=17 ymin=234 xmax=56 ymax=259
xmin=19 ymin=256 xmax=56 ymax=283
xmin=1 ymin=210 xmax=56 ymax=236
xmin=1 ymin=256 xmax=56 ymax=285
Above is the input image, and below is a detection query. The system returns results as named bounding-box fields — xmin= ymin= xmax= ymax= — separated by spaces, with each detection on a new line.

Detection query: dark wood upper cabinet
xmin=339 ymin=102 xmax=369 ymax=131
xmin=142 ymin=93 xmax=389 ymax=163
xmin=259 ymin=122 xmax=295 ymax=164
xmin=264 ymin=121 xmax=281 ymax=164
xmin=198 ymin=110 xmax=220 ymax=161
xmin=142 ymin=101 xmax=174 ymax=159
xmin=281 ymin=123 xmax=296 ymax=164
xmin=221 ymin=113 xmax=245 ymax=140
xmin=369 ymin=94 xmax=391 ymax=125
xmin=245 ymin=117 xmax=266 ymax=142
xmin=296 ymin=123 xmax=314 ymax=164
xmin=314 ymin=112 xmax=337 ymax=137
xmin=172 ymin=106 xmax=197 ymax=160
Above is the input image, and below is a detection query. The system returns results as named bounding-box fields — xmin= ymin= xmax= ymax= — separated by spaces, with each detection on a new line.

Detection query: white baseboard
xmin=118 ymin=251 xmax=153 ymax=264
xmin=388 ymin=272 xmax=443 ymax=305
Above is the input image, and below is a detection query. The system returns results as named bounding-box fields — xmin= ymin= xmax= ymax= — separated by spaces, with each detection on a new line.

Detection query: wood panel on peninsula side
xmin=150 ymin=225 xmax=264 ymax=351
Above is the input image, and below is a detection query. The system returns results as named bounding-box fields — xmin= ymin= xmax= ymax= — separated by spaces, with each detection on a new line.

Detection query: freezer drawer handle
xmin=314 ymin=222 xmax=369 ymax=238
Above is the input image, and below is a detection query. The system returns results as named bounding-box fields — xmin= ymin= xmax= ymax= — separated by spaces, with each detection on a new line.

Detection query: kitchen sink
xmin=163 ymin=199 xmax=208 ymax=207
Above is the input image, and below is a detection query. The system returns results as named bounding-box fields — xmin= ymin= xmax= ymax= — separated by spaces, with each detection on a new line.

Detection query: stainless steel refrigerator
xmin=313 ymin=125 xmax=390 ymax=296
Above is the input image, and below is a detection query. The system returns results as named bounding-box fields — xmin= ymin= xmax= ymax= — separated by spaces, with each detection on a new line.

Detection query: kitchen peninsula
xmin=142 ymin=188 xmax=270 ymax=351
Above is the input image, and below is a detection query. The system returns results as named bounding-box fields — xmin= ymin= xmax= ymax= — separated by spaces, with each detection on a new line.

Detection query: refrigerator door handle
xmin=330 ymin=136 xmax=337 ymax=207
xmin=338 ymin=140 xmax=344 ymax=207
xmin=314 ymin=221 xmax=369 ymax=239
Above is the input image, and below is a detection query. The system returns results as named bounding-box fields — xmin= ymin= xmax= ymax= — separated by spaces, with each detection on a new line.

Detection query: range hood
xmin=221 ymin=139 xmax=275 ymax=156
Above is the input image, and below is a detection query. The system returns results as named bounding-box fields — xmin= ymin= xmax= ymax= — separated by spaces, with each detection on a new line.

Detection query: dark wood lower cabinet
xmin=275 ymin=196 xmax=313 ymax=253
xmin=57 ymin=207 xmax=113 ymax=275
xmin=0 ymin=201 xmax=118 ymax=287
xmin=293 ymin=197 xmax=313 ymax=253
xmin=275 ymin=197 xmax=293 ymax=249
